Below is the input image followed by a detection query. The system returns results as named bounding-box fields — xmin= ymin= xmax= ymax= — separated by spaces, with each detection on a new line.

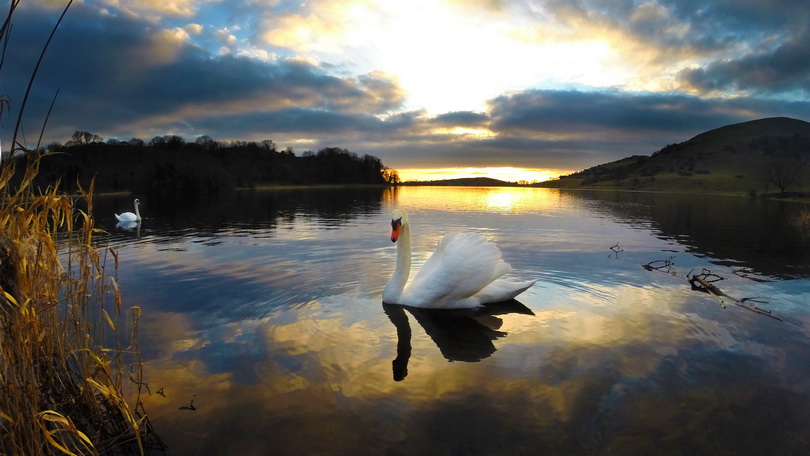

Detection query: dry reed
xmin=795 ymin=209 xmax=810 ymax=233
xmin=1 ymin=153 xmax=157 ymax=454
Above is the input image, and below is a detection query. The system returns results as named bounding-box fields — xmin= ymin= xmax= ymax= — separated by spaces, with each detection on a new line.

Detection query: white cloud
xmin=184 ymin=23 xmax=204 ymax=35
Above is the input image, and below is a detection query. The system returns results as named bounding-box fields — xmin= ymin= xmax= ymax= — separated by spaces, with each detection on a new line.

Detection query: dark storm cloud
xmin=529 ymin=0 xmax=810 ymax=97
xmin=677 ymin=27 xmax=810 ymax=95
xmin=364 ymin=89 xmax=810 ymax=170
xmin=655 ymin=1 xmax=810 ymax=97
xmin=659 ymin=0 xmax=806 ymax=31
xmin=488 ymin=90 xmax=742 ymax=135
xmin=3 ymin=3 xmax=406 ymax=144
xmin=191 ymin=107 xmax=420 ymax=137
xmin=648 ymin=0 xmax=802 ymax=45
xmin=431 ymin=111 xmax=490 ymax=127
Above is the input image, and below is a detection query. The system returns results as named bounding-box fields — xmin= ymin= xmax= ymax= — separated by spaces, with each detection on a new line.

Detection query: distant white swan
xmin=115 ymin=198 xmax=141 ymax=223
xmin=382 ymin=209 xmax=535 ymax=309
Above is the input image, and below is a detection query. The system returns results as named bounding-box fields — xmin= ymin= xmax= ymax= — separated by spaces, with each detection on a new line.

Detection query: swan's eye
xmin=391 ymin=218 xmax=402 ymax=230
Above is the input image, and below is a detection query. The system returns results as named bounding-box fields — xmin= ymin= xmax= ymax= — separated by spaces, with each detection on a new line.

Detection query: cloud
xmin=4 ymin=1 xmax=810 ymax=174
xmin=104 ymin=0 xmax=210 ymax=18
xmin=363 ymin=89 xmax=810 ymax=170
xmin=677 ymin=28 xmax=810 ymax=97
xmin=431 ymin=111 xmax=490 ymax=127
xmin=469 ymin=0 xmax=810 ymax=96
xmin=488 ymin=89 xmax=742 ymax=136
xmin=4 ymin=2 xmax=407 ymax=143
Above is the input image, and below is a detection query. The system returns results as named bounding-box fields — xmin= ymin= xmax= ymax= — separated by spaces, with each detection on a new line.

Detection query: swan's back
xmin=403 ymin=232 xmax=526 ymax=308
xmin=115 ymin=212 xmax=138 ymax=222
xmin=115 ymin=199 xmax=141 ymax=222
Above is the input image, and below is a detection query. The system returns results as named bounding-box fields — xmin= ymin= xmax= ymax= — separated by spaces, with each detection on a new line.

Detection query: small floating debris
xmin=608 ymin=242 xmax=624 ymax=258
xmin=642 ymin=259 xmax=782 ymax=321
xmin=179 ymin=399 xmax=196 ymax=411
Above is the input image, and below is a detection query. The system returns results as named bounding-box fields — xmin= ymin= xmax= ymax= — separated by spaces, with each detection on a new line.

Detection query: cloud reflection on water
xmin=105 ymin=187 xmax=810 ymax=455
xmin=136 ymin=278 xmax=808 ymax=455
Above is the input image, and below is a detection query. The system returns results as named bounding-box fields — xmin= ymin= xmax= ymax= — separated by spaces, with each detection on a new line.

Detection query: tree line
xmin=10 ymin=131 xmax=400 ymax=196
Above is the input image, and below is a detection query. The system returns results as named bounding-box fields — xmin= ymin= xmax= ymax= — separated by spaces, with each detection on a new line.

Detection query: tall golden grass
xmin=1 ymin=153 xmax=157 ymax=454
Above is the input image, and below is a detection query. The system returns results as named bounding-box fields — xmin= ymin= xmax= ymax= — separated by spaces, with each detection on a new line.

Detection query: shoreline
xmin=88 ymin=183 xmax=809 ymax=203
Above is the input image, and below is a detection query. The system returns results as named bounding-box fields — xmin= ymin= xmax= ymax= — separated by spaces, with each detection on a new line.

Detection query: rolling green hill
xmin=542 ymin=117 xmax=810 ymax=196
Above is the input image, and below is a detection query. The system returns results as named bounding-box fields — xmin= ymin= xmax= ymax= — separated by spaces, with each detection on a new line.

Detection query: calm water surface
xmin=95 ymin=187 xmax=810 ymax=455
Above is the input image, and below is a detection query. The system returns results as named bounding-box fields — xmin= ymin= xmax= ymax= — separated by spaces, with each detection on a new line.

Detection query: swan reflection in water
xmin=115 ymin=198 xmax=142 ymax=237
xmin=383 ymin=300 xmax=534 ymax=381
xmin=115 ymin=219 xmax=141 ymax=238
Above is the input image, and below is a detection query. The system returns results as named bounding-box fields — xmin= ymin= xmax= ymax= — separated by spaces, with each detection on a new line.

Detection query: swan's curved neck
xmin=383 ymin=223 xmax=411 ymax=303
xmin=134 ymin=202 xmax=141 ymax=219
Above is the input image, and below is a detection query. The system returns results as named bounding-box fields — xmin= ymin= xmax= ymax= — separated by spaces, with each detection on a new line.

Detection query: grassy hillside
xmin=541 ymin=117 xmax=810 ymax=196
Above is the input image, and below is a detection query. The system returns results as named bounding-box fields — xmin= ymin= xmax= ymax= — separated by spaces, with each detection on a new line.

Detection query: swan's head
xmin=390 ymin=209 xmax=408 ymax=243
xmin=134 ymin=198 xmax=140 ymax=207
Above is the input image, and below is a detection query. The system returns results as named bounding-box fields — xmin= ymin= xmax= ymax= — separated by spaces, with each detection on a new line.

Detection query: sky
xmin=3 ymin=0 xmax=810 ymax=182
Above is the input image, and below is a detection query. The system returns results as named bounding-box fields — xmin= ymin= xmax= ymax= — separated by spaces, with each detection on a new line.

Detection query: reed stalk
xmin=0 ymin=153 xmax=156 ymax=454
xmin=795 ymin=209 xmax=810 ymax=233
xmin=0 ymin=2 xmax=160 ymax=452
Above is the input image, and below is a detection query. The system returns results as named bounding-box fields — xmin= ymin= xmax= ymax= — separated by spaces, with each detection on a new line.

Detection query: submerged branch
xmin=642 ymin=258 xmax=782 ymax=321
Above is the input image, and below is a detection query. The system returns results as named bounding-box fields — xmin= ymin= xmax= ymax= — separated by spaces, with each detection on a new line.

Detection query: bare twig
xmin=642 ymin=258 xmax=782 ymax=321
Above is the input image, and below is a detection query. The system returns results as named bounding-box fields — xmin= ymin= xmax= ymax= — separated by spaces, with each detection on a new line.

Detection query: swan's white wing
xmin=116 ymin=212 xmax=138 ymax=222
xmin=475 ymin=279 xmax=536 ymax=304
xmin=404 ymin=232 xmax=513 ymax=308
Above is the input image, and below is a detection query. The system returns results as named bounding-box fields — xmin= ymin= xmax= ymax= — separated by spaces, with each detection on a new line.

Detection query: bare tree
xmin=765 ymin=155 xmax=805 ymax=195
xmin=196 ymin=135 xmax=217 ymax=151
xmin=261 ymin=139 xmax=276 ymax=151
xmin=68 ymin=130 xmax=102 ymax=146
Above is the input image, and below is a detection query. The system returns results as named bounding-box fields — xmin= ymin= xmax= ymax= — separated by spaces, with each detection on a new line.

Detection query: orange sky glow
xmin=396 ymin=167 xmax=571 ymax=183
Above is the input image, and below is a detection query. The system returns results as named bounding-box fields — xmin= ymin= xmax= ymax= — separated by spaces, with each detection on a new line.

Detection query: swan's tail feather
xmin=476 ymin=279 xmax=536 ymax=304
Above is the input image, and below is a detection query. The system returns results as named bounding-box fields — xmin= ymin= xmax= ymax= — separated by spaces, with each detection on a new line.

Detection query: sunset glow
xmin=430 ymin=127 xmax=496 ymax=139
xmin=397 ymin=167 xmax=570 ymax=183
xmin=7 ymin=1 xmax=810 ymax=175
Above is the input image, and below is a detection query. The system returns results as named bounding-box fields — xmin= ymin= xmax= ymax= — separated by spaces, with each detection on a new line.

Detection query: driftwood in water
xmin=688 ymin=269 xmax=727 ymax=307
xmin=642 ymin=259 xmax=781 ymax=321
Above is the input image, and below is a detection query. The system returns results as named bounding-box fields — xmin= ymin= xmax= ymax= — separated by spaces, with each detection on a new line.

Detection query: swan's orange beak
xmin=390 ymin=218 xmax=402 ymax=243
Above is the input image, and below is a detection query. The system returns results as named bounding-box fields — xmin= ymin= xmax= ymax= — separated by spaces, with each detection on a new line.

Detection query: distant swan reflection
xmin=383 ymin=300 xmax=534 ymax=381
xmin=116 ymin=219 xmax=141 ymax=238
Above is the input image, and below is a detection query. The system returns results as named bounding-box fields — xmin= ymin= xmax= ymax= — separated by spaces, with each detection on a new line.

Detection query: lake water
xmin=94 ymin=187 xmax=810 ymax=455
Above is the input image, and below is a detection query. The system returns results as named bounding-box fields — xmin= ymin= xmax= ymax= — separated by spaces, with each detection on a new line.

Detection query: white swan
xmin=115 ymin=199 xmax=141 ymax=223
xmin=383 ymin=209 xmax=535 ymax=309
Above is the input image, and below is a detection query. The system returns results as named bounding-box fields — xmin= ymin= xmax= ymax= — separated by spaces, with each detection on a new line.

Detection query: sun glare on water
xmin=385 ymin=184 xmax=565 ymax=214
